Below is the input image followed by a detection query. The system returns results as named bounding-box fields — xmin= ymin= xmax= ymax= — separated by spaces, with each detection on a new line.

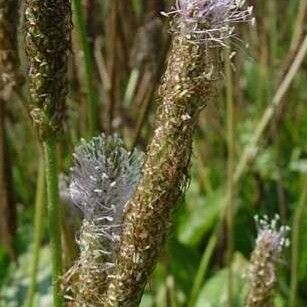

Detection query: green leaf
xmin=194 ymin=253 xmax=248 ymax=307
xmin=178 ymin=188 xmax=223 ymax=247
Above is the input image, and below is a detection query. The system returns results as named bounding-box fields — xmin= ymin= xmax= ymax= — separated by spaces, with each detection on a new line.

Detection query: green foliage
xmin=0 ymin=247 xmax=52 ymax=307
xmin=195 ymin=253 xmax=248 ymax=307
xmin=177 ymin=184 xmax=223 ymax=247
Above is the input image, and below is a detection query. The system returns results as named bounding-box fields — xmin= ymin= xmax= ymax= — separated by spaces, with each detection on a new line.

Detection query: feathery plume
xmin=63 ymin=134 xmax=143 ymax=306
xmin=163 ymin=0 xmax=254 ymax=46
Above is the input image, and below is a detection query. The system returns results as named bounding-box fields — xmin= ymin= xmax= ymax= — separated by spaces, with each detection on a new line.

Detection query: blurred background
xmin=0 ymin=0 xmax=306 ymax=306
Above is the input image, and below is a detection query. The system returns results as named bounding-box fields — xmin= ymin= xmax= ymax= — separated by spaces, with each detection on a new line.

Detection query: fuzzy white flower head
xmin=63 ymin=135 xmax=143 ymax=304
xmin=245 ymin=214 xmax=290 ymax=305
xmin=69 ymin=134 xmax=143 ymax=223
xmin=163 ymin=0 xmax=254 ymax=46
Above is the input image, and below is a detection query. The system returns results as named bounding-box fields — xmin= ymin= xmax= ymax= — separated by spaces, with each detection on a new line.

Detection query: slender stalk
xmin=43 ymin=137 xmax=63 ymax=307
xmin=25 ymin=158 xmax=45 ymax=307
xmin=167 ymin=275 xmax=178 ymax=307
xmin=234 ymin=35 xmax=307 ymax=183
xmin=225 ymin=50 xmax=235 ymax=307
xmin=268 ymin=0 xmax=278 ymax=74
xmin=290 ymin=0 xmax=307 ymax=51
xmin=72 ymin=0 xmax=98 ymax=137
xmin=190 ymin=232 xmax=218 ymax=306
xmin=289 ymin=176 xmax=307 ymax=307
xmin=106 ymin=0 xmax=120 ymax=134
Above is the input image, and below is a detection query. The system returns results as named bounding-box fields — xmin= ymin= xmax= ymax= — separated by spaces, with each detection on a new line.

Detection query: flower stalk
xmin=72 ymin=0 xmax=98 ymax=137
xmin=24 ymin=159 xmax=45 ymax=307
xmin=43 ymin=136 xmax=64 ymax=307
xmin=24 ymin=0 xmax=71 ymax=305
xmin=102 ymin=1 xmax=253 ymax=305
xmin=104 ymin=38 xmax=218 ymax=307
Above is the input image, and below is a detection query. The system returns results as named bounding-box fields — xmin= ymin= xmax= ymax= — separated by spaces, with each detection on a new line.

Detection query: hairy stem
xmin=43 ymin=137 xmax=63 ymax=307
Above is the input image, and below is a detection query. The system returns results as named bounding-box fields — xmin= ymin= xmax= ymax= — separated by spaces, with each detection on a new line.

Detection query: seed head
xmin=245 ymin=215 xmax=290 ymax=307
xmin=254 ymin=214 xmax=290 ymax=257
xmin=24 ymin=0 xmax=71 ymax=138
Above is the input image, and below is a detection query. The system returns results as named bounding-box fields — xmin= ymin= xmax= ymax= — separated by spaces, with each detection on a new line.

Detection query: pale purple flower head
xmin=163 ymin=0 xmax=254 ymax=46
xmin=246 ymin=215 xmax=289 ymax=305
xmin=254 ymin=214 xmax=290 ymax=257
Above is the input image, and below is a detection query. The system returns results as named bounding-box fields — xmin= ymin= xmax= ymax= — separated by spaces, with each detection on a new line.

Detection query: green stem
xmin=234 ymin=35 xmax=307 ymax=184
xmin=24 ymin=158 xmax=45 ymax=307
xmin=289 ymin=176 xmax=307 ymax=307
xmin=225 ymin=50 xmax=235 ymax=307
xmin=43 ymin=137 xmax=63 ymax=307
xmin=72 ymin=0 xmax=98 ymax=137
xmin=190 ymin=233 xmax=218 ymax=306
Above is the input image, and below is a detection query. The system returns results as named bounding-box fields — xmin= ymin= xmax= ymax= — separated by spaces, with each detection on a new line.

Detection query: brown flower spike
xmin=24 ymin=0 xmax=71 ymax=138
xmin=103 ymin=1 xmax=253 ymax=305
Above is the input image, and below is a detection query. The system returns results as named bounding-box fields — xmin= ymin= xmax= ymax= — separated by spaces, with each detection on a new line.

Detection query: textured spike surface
xmin=103 ymin=31 xmax=218 ymax=307
xmin=102 ymin=1 xmax=253 ymax=305
xmin=24 ymin=0 xmax=71 ymax=138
